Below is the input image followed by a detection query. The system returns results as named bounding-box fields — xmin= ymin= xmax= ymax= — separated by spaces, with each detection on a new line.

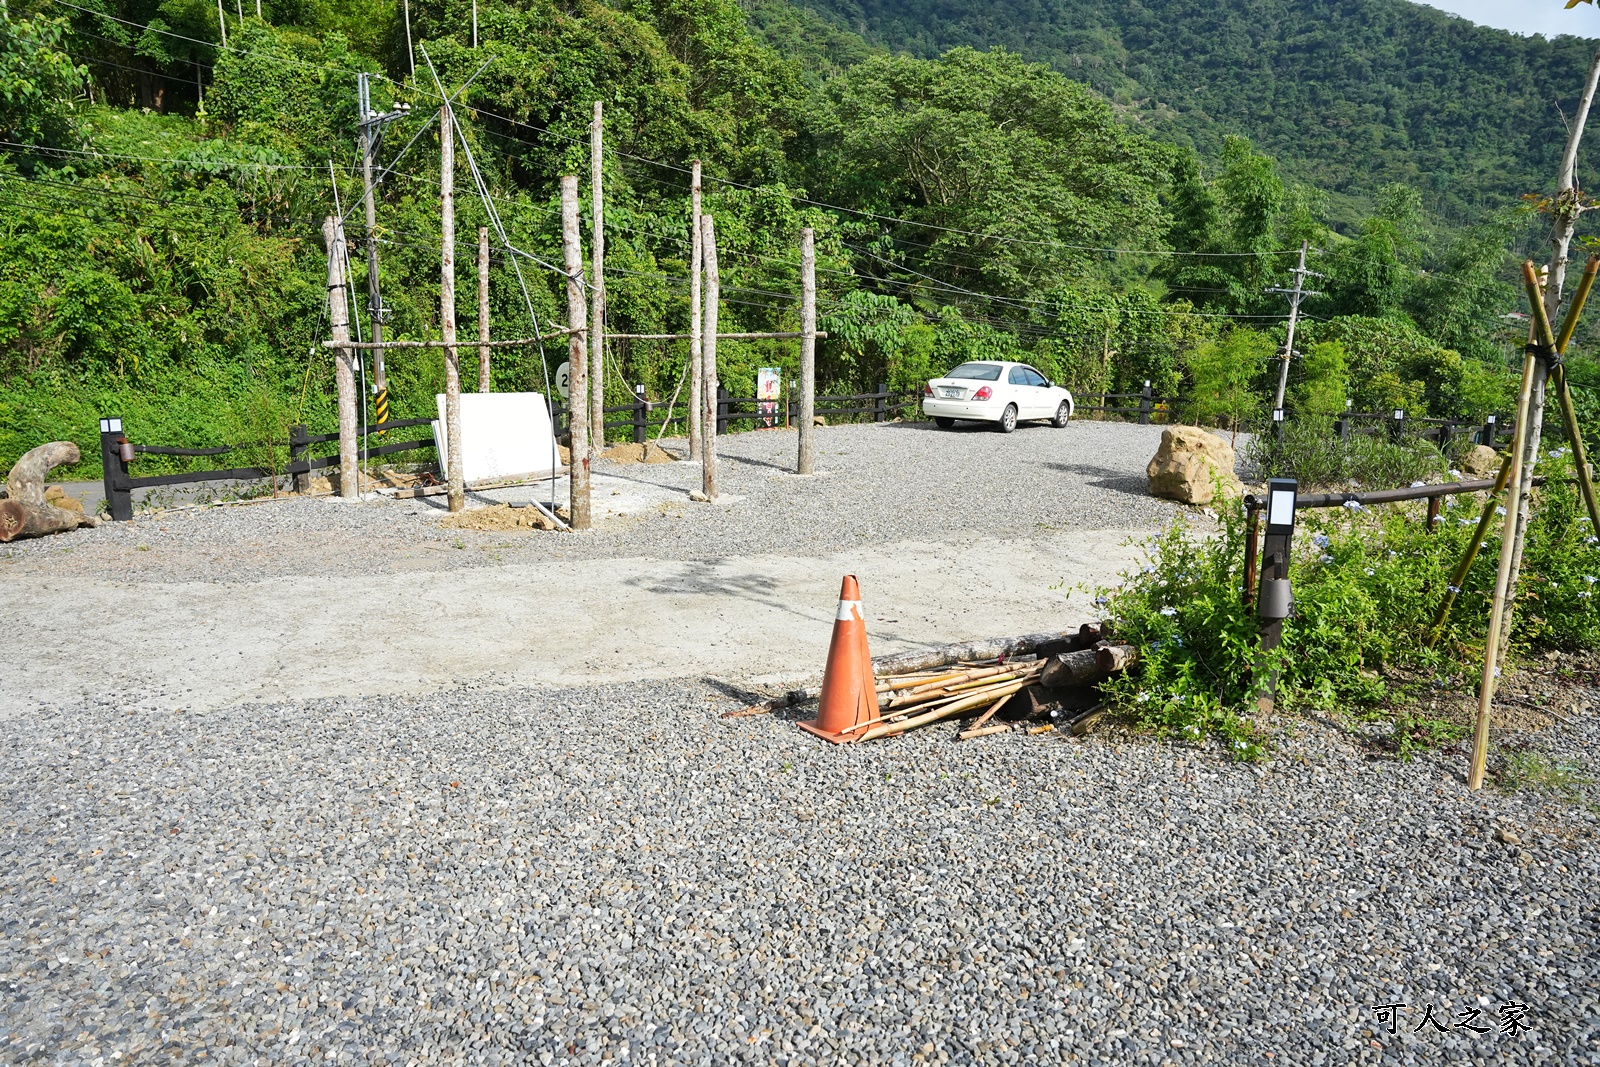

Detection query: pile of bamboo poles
xmin=850 ymin=658 xmax=1050 ymax=741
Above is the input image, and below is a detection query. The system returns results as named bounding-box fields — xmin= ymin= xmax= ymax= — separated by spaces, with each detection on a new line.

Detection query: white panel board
xmin=434 ymin=392 xmax=559 ymax=483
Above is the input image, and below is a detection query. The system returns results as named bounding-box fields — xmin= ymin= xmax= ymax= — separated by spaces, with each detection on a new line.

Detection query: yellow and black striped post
xmin=373 ymin=386 xmax=389 ymax=433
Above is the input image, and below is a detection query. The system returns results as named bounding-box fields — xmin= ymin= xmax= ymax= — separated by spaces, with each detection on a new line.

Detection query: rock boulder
xmin=1146 ymin=426 xmax=1245 ymax=505
xmin=1460 ymin=444 xmax=1500 ymax=478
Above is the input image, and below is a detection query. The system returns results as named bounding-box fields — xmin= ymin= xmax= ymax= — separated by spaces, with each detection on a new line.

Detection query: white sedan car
xmin=921 ymin=361 xmax=1075 ymax=433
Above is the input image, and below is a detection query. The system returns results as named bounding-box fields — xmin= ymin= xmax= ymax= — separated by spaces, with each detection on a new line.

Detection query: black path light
xmin=1255 ymin=477 xmax=1298 ymax=712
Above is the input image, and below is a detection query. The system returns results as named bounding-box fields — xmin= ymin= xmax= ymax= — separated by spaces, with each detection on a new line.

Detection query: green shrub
xmin=1096 ymin=455 xmax=1600 ymax=757
xmin=1246 ymin=421 xmax=1451 ymax=488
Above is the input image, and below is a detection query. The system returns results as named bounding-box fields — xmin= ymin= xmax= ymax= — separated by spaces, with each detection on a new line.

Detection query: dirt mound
xmin=437 ymin=503 xmax=561 ymax=532
xmin=600 ymin=441 xmax=680 ymax=465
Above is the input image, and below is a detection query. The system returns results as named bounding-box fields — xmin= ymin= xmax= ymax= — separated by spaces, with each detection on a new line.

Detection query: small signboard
xmin=554 ymin=361 xmax=571 ymax=400
xmin=757 ymin=367 xmax=781 ymax=427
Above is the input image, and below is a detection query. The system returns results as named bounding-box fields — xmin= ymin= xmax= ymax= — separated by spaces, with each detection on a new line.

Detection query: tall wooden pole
xmin=701 ymin=214 xmax=719 ymax=500
xmin=688 ymin=161 xmax=703 ymax=458
xmin=798 ymin=226 xmax=817 ymax=475
xmin=589 ymin=101 xmax=606 ymax=452
xmin=478 ymin=225 xmax=491 ymax=392
xmin=440 ymin=104 xmax=465 ymax=514
xmin=561 ymin=175 xmax=592 ymax=530
xmin=1498 ymin=46 xmax=1600 ymax=657
xmin=322 ymin=216 xmax=358 ymax=500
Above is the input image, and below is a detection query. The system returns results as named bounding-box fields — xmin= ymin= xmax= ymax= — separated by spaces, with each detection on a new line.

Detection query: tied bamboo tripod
xmin=1453 ymin=258 xmax=1600 ymax=790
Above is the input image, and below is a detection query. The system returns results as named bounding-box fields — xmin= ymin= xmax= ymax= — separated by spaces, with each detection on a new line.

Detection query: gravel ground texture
xmin=2 ymin=420 xmax=1183 ymax=583
xmin=2 ymin=679 xmax=1596 ymax=1066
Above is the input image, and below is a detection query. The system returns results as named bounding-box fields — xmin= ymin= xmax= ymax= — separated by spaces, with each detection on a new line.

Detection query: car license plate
xmin=936 ymin=387 xmax=964 ymax=399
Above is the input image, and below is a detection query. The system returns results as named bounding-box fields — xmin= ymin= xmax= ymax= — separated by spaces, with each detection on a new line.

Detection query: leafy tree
xmin=1292 ymin=340 xmax=1348 ymax=422
xmin=1182 ymin=327 xmax=1271 ymax=439
xmin=0 ymin=12 xmax=85 ymax=145
xmin=1322 ymin=184 xmax=1428 ymax=319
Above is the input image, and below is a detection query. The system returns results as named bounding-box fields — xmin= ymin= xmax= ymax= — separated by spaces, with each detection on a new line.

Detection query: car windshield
xmin=945 ymin=363 xmax=1003 ymax=381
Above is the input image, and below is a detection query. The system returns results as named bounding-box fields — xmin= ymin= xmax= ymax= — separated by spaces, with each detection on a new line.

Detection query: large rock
xmin=1460 ymin=444 xmax=1500 ymax=478
xmin=1146 ymin=426 xmax=1245 ymax=505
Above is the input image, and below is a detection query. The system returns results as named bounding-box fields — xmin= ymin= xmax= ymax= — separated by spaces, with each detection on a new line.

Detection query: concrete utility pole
xmin=701 ymin=214 xmax=720 ymax=500
xmin=798 ymin=226 xmax=817 ymax=475
xmin=1267 ymin=241 xmax=1323 ymax=415
xmin=472 ymin=0 xmax=478 ymax=48
xmin=440 ymin=102 xmax=465 ymax=514
xmin=216 ymin=0 xmax=226 ymax=47
xmin=357 ymin=74 xmax=385 ymax=395
xmin=478 ymin=226 xmax=491 ymax=392
xmin=561 ymin=175 xmax=592 ymax=530
xmin=322 ymin=216 xmax=358 ymax=500
xmin=688 ymin=160 xmax=704 ymax=458
xmin=589 ymin=101 xmax=606 ymax=452
xmin=403 ymin=0 xmax=415 ymax=76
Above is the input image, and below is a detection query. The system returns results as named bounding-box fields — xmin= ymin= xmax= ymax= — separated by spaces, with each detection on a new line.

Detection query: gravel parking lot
xmin=2 ymin=680 xmax=1596 ymax=1065
xmin=2 ymin=418 xmax=1596 ymax=1064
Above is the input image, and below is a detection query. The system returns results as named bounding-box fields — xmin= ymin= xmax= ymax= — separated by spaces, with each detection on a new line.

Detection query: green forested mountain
xmin=0 ymin=0 xmax=1593 ymax=480
xmin=774 ymin=0 xmax=1600 ymax=226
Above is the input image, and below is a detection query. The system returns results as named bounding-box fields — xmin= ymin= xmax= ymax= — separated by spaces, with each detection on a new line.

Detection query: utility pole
xmin=561 ymin=175 xmax=592 ymax=530
xmin=440 ymin=101 xmax=464 ymax=514
xmin=589 ymin=101 xmax=606 ymax=451
xmin=798 ymin=226 xmax=817 ymax=475
xmin=701 ymin=214 xmax=720 ymax=500
xmin=478 ymin=226 xmax=491 ymax=392
xmin=356 ymin=78 xmax=407 ymax=415
xmin=403 ymin=0 xmax=415 ymax=77
xmin=322 ymin=216 xmax=358 ymax=500
xmin=688 ymin=160 xmax=703 ymax=458
xmin=1266 ymin=241 xmax=1322 ymax=415
xmin=472 ymin=0 xmax=478 ymax=48
xmin=216 ymin=0 xmax=226 ymax=47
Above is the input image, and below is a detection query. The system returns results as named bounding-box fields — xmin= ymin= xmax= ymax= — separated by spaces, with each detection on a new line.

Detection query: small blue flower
xmin=1365 ymin=568 xmax=1375 ymax=576
xmin=1447 ymin=585 xmax=1461 ymax=594
xmin=1343 ymin=500 xmax=1364 ymax=512
xmin=1410 ymin=481 xmax=1426 ymax=489
xmin=1449 ymin=469 xmax=1463 ymax=478
xmin=1159 ymin=606 xmax=1177 ymax=616
xmin=1320 ymin=554 xmax=1334 ymax=564
xmin=1585 ymin=575 xmax=1597 ymax=585
xmin=1458 ymin=518 xmax=1474 ymax=526
xmin=1495 ymin=506 xmax=1507 ymax=516
xmin=1588 ymin=536 xmax=1599 ymax=545
xmin=1311 ymin=533 xmax=1330 ymax=549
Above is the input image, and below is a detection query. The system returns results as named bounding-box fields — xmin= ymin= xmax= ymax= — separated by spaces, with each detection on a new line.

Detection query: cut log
xmin=869 ymin=629 xmax=1077 ymax=677
xmin=0 ymin=442 xmax=90 ymax=541
xmin=1040 ymin=643 xmax=1136 ymax=689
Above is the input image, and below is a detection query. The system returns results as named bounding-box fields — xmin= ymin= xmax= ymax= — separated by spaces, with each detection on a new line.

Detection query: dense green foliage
xmin=0 ymin=0 xmax=1594 ymax=483
xmin=787 ymin=0 xmax=1600 ymax=226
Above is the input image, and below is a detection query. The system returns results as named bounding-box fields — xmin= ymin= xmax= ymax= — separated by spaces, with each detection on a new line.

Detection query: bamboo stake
xmin=1427 ymin=452 xmax=1515 ymax=648
xmin=958 ymin=723 xmax=1010 ymax=741
xmin=1469 ymin=266 xmax=1545 ymax=790
xmin=960 ymin=688 xmax=1015 ymax=737
xmin=1553 ymin=364 xmax=1600 ymax=534
xmin=860 ymin=679 xmax=1033 ymax=740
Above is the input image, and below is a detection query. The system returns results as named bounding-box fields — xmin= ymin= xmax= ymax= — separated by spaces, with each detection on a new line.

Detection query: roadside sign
xmin=555 ymin=361 xmax=571 ymax=399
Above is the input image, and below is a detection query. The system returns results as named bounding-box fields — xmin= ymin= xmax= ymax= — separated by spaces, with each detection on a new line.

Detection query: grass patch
xmin=1493 ymin=748 xmax=1592 ymax=801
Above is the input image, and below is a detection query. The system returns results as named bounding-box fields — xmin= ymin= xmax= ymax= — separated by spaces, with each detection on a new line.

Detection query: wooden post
xmin=798 ymin=226 xmax=816 ymax=474
xmin=561 ymin=175 xmax=592 ymax=530
xmin=440 ymin=109 xmax=464 ymax=514
xmin=701 ymin=214 xmax=719 ymax=500
xmin=1554 ymin=365 xmax=1600 ymax=533
xmin=288 ymin=424 xmax=309 ymax=494
xmin=633 ymin=384 xmax=647 ymax=445
xmin=478 ymin=225 xmax=491 ymax=392
xmin=1138 ymin=381 xmax=1152 ymax=425
xmin=589 ymin=101 xmax=606 ymax=451
xmin=1241 ymin=500 xmax=1261 ymax=608
xmin=688 ymin=161 xmax=703 ymax=459
xmin=99 ymin=418 xmax=133 ymax=521
xmin=322 ymin=215 xmax=359 ymax=500
xmin=1426 ymin=494 xmax=1441 ymax=533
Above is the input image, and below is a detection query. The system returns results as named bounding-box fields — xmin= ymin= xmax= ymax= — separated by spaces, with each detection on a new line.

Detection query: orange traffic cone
xmin=799 ymin=575 xmax=881 ymax=744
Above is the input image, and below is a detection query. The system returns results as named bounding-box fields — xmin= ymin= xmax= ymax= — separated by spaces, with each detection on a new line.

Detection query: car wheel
xmin=933 ymin=417 xmax=955 ymax=429
xmin=1052 ymin=401 xmax=1071 ymax=428
xmin=998 ymin=404 xmax=1017 ymax=434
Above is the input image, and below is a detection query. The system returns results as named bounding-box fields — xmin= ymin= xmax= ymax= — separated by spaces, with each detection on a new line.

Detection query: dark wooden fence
xmin=1073 ymin=382 xmax=1178 ymax=425
xmin=97 ymin=416 xmax=436 ymax=521
xmin=552 ymin=383 xmax=919 ymax=441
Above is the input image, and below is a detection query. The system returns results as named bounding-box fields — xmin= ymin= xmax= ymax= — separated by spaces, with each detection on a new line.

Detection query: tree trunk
xmin=0 ymin=442 xmax=89 ymax=541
